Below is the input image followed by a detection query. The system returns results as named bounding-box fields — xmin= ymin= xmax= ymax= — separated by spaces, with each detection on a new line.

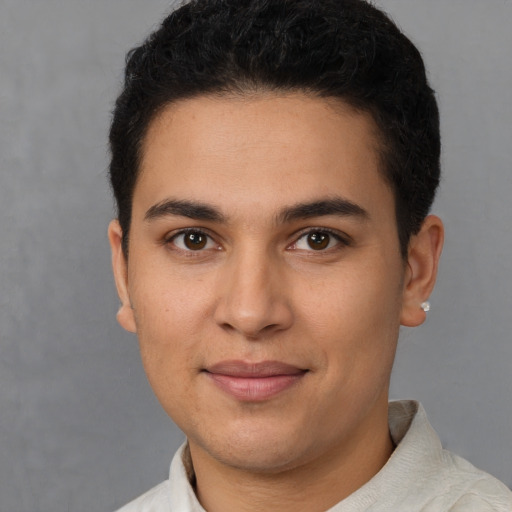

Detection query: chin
xmin=191 ymin=418 xmax=318 ymax=474
xmin=214 ymin=444 xmax=306 ymax=474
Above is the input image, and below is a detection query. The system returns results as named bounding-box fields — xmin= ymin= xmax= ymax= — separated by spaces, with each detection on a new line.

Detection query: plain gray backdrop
xmin=0 ymin=1 xmax=511 ymax=511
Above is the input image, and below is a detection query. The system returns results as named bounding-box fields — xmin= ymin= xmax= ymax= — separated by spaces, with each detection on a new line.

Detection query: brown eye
xmin=183 ymin=232 xmax=207 ymax=250
xmin=170 ymin=230 xmax=215 ymax=252
xmin=307 ymin=232 xmax=330 ymax=250
xmin=291 ymin=229 xmax=348 ymax=252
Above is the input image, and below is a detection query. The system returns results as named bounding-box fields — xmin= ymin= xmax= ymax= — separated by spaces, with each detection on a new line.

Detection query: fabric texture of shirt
xmin=115 ymin=400 xmax=512 ymax=511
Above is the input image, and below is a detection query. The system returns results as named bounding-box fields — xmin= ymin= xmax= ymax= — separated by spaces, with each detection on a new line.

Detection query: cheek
xmin=303 ymin=260 xmax=402 ymax=331
xmin=299 ymin=259 xmax=403 ymax=374
xmin=128 ymin=265 xmax=214 ymax=384
xmin=131 ymin=258 xmax=214 ymax=333
xmin=133 ymin=288 xmax=203 ymax=422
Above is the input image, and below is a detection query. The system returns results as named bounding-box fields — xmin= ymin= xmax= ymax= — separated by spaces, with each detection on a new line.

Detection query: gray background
xmin=0 ymin=1 xmax=511 ymax=511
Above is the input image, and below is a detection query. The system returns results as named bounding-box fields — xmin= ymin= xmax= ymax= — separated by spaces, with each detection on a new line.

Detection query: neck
xmin=188 ymin=401 xmax=393 ymax=512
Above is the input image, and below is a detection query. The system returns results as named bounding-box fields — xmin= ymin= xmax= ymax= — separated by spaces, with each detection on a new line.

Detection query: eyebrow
xmin=278 ymin=197 xmax=368 ymax=223
xmin=144 ymin=199 xmax=225 ymax=222
xmin=144 ymin=196 xmax=368 ymax=224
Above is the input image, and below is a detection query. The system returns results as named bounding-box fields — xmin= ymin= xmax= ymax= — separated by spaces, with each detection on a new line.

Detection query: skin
xmin=109 ymin=93 xmax=443 ymax=512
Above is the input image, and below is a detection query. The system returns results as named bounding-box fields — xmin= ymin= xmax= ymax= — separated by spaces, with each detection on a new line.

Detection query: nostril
xmin=261 ymin=323 xmax=279 ymax=333
xmin=219 ymin=322 xmax=236 ymax=333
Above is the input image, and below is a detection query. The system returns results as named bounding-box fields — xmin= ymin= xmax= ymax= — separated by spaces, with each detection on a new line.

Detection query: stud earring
xmin=421 ymin=301 xmax=431 ymax=313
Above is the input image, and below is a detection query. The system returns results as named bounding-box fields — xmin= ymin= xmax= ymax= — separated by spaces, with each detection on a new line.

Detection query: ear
xmin=400 ymin=215 xmax=444 ymax=327
xmin=108 ymin=220 xmax=137 ymax=333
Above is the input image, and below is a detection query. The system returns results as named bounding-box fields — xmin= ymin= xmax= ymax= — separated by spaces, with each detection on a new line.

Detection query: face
xmin=110 ymin=93 xmax=436 ymax=475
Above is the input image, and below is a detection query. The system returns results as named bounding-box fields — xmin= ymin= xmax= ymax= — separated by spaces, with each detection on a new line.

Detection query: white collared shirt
xmin=115 ymin=401 xmax=512 ymax=511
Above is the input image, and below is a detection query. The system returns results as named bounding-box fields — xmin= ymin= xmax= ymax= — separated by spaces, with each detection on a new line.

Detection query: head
xmin=109 ymin=0 xmax=440 ymax=259
xmin=107 ymin=0 xmax=444 ymax=499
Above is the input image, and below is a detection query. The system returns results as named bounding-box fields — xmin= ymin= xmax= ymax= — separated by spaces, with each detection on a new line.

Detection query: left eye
xmin=293 ymin=231 xmax=345 ymax=251
xmin=170 ymin=230 xmax=217 ymax=251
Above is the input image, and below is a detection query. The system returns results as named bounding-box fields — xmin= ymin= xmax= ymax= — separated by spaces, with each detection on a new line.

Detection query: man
xmin=108 ymin=0 xmax=512 ymax=510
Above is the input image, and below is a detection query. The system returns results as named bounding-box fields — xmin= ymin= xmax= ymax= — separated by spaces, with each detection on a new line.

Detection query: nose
xmin=213 ymin=249 xmax=294 ymax=339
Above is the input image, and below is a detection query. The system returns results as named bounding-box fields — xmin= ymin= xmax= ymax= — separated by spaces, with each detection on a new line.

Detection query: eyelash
xmin=290 ymin=228 xmax=352 ymax=252
xmin=163 ymin=227 xmax=352 ymax=254
xmin=163 ymin=228 xmax=219 ymax=254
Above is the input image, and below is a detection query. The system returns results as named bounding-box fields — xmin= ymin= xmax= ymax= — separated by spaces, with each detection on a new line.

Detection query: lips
xmin=204 ymin=360 xmax=307 ymax=401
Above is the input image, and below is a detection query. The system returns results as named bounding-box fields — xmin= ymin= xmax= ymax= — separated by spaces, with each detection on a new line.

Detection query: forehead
xmin=135 ymin=93 xmax=393 ymax=220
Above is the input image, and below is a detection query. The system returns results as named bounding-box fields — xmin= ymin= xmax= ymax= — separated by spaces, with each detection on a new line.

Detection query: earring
xmin=421 ymin=301 xmax=431 ymax=313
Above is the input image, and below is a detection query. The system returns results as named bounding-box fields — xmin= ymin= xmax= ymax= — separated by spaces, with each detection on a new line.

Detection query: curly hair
xmin=109 ymin=0 xmax=440 ymax=257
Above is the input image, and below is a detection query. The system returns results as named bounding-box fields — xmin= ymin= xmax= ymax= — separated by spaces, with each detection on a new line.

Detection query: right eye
xmin=168 ymin=230 xmax=217 ymax=251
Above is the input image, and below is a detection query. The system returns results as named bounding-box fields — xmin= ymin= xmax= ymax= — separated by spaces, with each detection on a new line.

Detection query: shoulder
xmin=438 ymin=450 xmax=512 ymax=511
xmin=115 ymin=480 xmax=171 ymax=512
xmin=381 ymin=401 xmax=512 ymax=511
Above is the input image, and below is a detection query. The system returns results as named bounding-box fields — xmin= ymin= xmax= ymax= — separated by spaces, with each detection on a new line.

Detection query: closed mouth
xmin=203 ymin=360 xmax=308 ymax=401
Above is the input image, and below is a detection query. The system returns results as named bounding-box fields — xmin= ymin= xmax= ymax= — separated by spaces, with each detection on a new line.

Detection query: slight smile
xmin=204 ymin=361 xmax=308 ymax=402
